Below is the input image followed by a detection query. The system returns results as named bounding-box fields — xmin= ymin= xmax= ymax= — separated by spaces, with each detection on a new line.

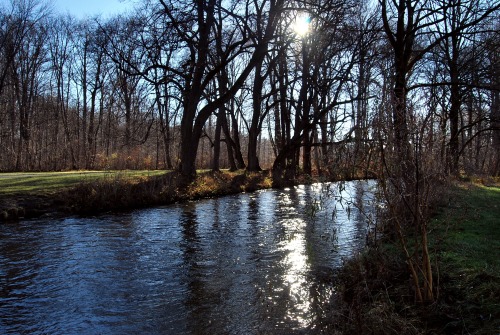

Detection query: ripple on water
xmin=0 ymin=180 xmax=377 ymax=334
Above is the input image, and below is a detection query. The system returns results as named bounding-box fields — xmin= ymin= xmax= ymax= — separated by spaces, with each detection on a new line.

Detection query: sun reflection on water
xmin=0 ymin=180 xmax=377 ymax=334
xmin=280 ymin=217 xmax=311 ymax=327
xmin=276 ymin=186 xmax=313 ymax=328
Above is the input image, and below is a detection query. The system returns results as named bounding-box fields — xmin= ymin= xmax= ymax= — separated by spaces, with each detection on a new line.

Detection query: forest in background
xmin=1 ymin=0 xmax=500 ymax=306
xmin=1 ymin=0 xmax=498 ymax=180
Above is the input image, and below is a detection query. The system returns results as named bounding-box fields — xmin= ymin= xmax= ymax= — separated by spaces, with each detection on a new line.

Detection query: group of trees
xmin=1 ymin=0 xmax=499 ymax=303
xmin=378 ymin=0 xmax=499 ymax=302
xmin=1 ymin=0 xmax=498 ymax=180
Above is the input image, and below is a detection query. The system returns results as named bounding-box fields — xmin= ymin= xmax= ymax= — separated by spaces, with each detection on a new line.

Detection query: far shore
xmin=0 ymin=169 xmax=371 ymax=222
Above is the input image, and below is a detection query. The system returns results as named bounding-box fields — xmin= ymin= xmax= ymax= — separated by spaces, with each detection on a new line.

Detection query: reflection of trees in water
xmin=179 ymin=203 xmax=210 ymax=333
xmin=178 ymin=182 xmax=377 ymax=333
xmin=180 ymin=203 xmax=200 ymax=256
xmin=1 ymin=181 xmax=378 ymax=334
xmin=179 ymin=197 xmax=271 ymax=333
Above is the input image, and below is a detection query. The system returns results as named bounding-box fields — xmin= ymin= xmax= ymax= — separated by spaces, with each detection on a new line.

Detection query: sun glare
xmin=293 ymin=15 xmax=311 ymax=37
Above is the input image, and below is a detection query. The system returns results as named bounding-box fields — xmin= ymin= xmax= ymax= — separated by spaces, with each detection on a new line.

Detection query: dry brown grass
xmin=42 ymin=170 xmax=273 ymax=217
xmin=183 ymin=170 xmax=273 ymax=199
xmin=0 ymin=169 xmax=272 ymax=220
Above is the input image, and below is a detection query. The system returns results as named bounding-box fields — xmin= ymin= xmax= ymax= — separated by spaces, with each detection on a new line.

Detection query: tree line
xmin=0 ymin=0 xmax=498 ymax=181
xmin=1 ymin=0 xmax=499 ymax=303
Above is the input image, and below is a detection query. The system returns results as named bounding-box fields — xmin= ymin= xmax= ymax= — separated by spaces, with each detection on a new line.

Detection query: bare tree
xmin=271 ymin=0 xmax=359 ymax=184
xmin=379 ymin=0 xmax=500 ymax=302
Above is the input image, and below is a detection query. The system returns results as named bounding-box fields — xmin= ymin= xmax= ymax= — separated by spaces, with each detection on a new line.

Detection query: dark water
xmin=0 ymin=180 xmax=376 ymax=335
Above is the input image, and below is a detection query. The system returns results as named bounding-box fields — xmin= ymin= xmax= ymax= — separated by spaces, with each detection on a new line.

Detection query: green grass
xmin=328 ymin=181 xmax=500 ymax=334
xmin=0 ymin=170 xmax=168 ymax=195
xmin=430 ymin=183 xmax=500 ymax=334
xmin=436 ymin=184 xmax=500 ymax=273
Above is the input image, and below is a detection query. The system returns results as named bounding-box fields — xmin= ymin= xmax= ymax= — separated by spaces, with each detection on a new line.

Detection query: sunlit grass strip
xmin=184 ymin=170 xmax=273 ymax=198
xmin=0 ymin=170 xmax=168 ymax=195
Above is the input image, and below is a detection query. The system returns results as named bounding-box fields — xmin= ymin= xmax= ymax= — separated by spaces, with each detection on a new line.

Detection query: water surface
xmin=0 ymin=180 xmax=376 ymax=334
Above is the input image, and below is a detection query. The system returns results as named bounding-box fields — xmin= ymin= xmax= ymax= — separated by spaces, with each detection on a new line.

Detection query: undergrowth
xmin=63 ymin=169 xmax=273 ymax=215
xmin=326 ymin=180 xmax=500 ymax=334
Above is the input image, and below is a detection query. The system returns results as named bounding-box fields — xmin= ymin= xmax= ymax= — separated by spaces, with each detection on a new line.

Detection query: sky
xmin=51 ymin=0 xmax=134 ymax=19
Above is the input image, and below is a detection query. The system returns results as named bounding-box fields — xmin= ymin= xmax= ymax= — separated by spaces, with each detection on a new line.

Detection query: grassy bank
xmin=328 ymin=180 xmax=500 ymax=334
xmin=0 ymin=170 xmax=167 ymax=196
xmin=0 ymin=170 xmax=272 ymax=220
xmin=434 ymin=182 xmax=500 ymax=333
xmin=2 ymin=172 xmax=498 ymax=333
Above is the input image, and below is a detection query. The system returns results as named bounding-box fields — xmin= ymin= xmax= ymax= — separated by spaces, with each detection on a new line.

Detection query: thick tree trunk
xmin=272 ymin=133 xmax=303 ymax=185
xmin=219 ymin=105 xmax=238 ymax=171
xmin=247 ymin=48 xmax=264 ymax=172
xmin=229 ymin=107 xmax=246 ymax=169
xmin=212 ymin=109 xmax=223 ymax=171
xmin=303 ymin=131 xmax=312 ymax=175
xmin=247 ymin=131 xmax=262 ymax=171
xmin=179 ymin=100 xmax=199 ymax=179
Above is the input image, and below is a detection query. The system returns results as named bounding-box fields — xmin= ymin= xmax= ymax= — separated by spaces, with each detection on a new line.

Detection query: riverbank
xmin=327 ymin=178 xmax=500 ymax=334
xmin=0 ymin=170 xmax=276 ymax=221
xmin=2 ymin=171 xmax=499 ymax=333
xmin=1 ymin=168 xmax=368 ymax=221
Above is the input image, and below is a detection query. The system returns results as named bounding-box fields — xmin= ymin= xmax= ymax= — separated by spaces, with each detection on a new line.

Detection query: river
xmin=0 ymin=180 xmax=376 ymax=334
